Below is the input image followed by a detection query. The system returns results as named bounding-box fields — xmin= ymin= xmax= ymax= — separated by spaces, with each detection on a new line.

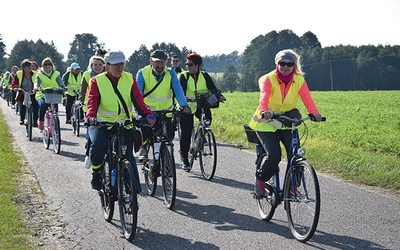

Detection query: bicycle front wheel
xmin=42 ymin=126 xmax=50 ymax=149
xmin=284 ymin=160 xmax=320 ymax=242
xmin=52 ymin=116 xmax=61 ymax=154
xmin=161 ymin=143 xmax=176 ymax=209
xmin=26 ymin=107 xmax=33 ymax=141
xmin=118 ymin=160 xmax=138 ymax=241
xmin=142 ymin=144 xmax=157 ymax=196
xmin=100 ymin=156 xmax=115 ymax=222
xmin=199 ymin=129 xmax=217 ymax=180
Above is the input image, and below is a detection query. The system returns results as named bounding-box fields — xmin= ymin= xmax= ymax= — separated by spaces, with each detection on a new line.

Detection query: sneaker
xmin=84 ymin=156 xmax=91 ymax=169
xmin=254 ymin=178 xmax=265 ymax=197
xmin=91 ymin=170 xmax=102 ymax=190
xmin=19 ymin=120 xmax=24 ymax=125
xmin=138 ymin=147 xmax=148 ymax=160
xmin=182 ymin=158 xmax=191 ymax=171
xmin=38 ymin=121 xmax=44 ymax=131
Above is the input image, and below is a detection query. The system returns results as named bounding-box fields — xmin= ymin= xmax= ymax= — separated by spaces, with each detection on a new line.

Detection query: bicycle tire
xmin=284 ymin=160 xmax=320 ymax=242
xmin=27 ymin=107 xmax=33 ymax=141
xmin=52 ymin=116 xmax=61 ymax=154
xmin=100 ymin=156 xmax=115 ymax=222
xmin=161 ymin=142 xmax=176 ymax=209
xmin=118 ymin=160 xmax=138 ymax=242
xmin=42 ymin=127 xmax=50 ymax=149
xmin=199 ymin=129 xmax=217 ymax=180
xmin=188 ymin=129 xmax=199 ymax=171
xmin=73 ymin=106 xmax=80 ymax=137
xmin=76 ymin=107 xmax=80 ymax=137
xmin=143 ymin=144 xmax=157 ymax=196
xmin=256 ymin=154 xmax=278 ymax=221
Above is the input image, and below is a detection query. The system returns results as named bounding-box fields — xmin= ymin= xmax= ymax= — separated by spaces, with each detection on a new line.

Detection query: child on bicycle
xmin=248 ymin=49 xmax=322 ymax=196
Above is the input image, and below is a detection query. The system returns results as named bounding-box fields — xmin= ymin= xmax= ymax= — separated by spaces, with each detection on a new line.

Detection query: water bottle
xmin=154 ymin=142 xmax=160 ymax=160
xmin=111 ymin=169 xmax=116 ymax=187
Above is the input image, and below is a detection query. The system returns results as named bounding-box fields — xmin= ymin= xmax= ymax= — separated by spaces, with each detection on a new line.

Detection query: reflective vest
xmin=65 ymin=72 xmax=82 ymax=96
xmin=96 ymin=72 xmax=134 ymax=122
xmin=183 ymin=71 xmax=208 ymax=114
xmin=16 ymin=70 xmax=35 ymax=88
xmin=82 ymin=71 xmax=92 ymax=112
xmin=141 ymin=66 xmax=173 ymax=111
xmin=35 ymin=70 xmax=61 ymax=100
xmin=248 ymin=71 xmax=305 ymax=132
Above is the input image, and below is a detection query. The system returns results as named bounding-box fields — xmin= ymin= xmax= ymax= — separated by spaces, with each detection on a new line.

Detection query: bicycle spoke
xmin=199 ymin=130 xmax=217 ymax=180
xmin=161 ymin=144 xmax=176 ymax=209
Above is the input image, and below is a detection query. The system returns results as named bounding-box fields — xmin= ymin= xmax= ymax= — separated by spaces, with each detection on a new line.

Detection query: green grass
xmin=212 ymin=91 xmax=400 ymax=193
xmin=0 ymin=112 xmax=35 ymax=249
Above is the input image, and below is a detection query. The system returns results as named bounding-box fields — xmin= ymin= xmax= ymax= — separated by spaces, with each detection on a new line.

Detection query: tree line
xmin=1 ymin=30 xmax=399 ymax=92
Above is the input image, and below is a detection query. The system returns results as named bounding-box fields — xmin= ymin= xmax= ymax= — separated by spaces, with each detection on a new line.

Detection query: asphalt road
xmin=1 ymin=100 xmax=399 ymax=250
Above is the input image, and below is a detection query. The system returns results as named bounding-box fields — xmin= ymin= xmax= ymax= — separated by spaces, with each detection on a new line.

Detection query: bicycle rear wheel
xmin=26 ymin=107 xmax=33 ymax=141
xmin=199 ymin=129 xmax=217 ymax=180
xmin=52 ymin=116 xmax=61 ymax=154
xmin=42 ymin=126 xmax=50 ymax=149
xmin=100 ymin=156 xmax=115 ymax=222
xmin=161 ymin=143 xmax=176 ymax=209
xmin=118 ymin=160 xmax=138 ymax=242
xmin=284 ymin=160 xmax=320 ymax=242
xmin=142 ymin=144 xmax=157 ymax=196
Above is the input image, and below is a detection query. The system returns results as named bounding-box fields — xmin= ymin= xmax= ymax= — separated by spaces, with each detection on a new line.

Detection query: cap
xmin=104 ymin=50 xmax=126 ymax=64
xmin=70 ymin=62 xmax=80 ymax=70
xmin=150 ymin=50 xmax=168 ymax=62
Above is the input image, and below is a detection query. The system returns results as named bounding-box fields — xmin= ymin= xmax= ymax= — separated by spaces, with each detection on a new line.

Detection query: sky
xmin=1 ymin=0 xmax=399 ymax=61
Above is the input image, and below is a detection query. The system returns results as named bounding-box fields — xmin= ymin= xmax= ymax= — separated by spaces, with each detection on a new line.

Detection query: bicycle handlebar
xmin=17 ymin=88 xmax=35 ymax=94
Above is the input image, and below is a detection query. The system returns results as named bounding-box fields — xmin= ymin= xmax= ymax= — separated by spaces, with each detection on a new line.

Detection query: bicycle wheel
xmin=118 ymin=160 xmax=138 ymax=242
xmin=255 ymin=154 xmax=278 ymax=221
xmin=26 ymin=107 xmax=33 ymax=141
xmin=71 ymin=105 xmax=77 ymax=134
xmin=161 ymin=143 xmax=176 ymax=209
xmin=75 ymin=107 xmax=80 ymax=137
xmin=284 ymin=160 xmax=320 ymax=242
xmin=188 ymin=129 xmax=199 ymax=171
xmin=42 ymin=126 xmax=50 ymax=149
xmin=100 ymin=156 xmax=115 ymax=222
xmin=142 ymin=144 xmax=157 ymax=195
xmin=52 ymin=116 xmax=61 ymax=154
xmin=199 ymin=129 xmax=217 ymax=180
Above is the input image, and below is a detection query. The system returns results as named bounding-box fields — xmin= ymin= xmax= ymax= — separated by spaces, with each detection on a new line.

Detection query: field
xmin=210 ymin=91 xmax=400 ymax=193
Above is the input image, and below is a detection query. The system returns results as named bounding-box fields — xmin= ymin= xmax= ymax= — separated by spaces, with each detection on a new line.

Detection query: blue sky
xmin=2 ymin=0 xmax=399 ymax=59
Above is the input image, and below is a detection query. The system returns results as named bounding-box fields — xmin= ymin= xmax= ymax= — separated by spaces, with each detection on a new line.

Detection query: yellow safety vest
xmin=82 ymin=71 xmax=92 ymax=112
xmin=141 ymin=66 xmax=173 ymax=111
xmin=184 ymin=71 xmax=208 ymax=114
xmin=65 ymin=72 xmax=83 ymax=96
xmin=96 ymin=72 xmax=134 ymax=122
xmin=248 ymin=71 xmax=305 ymax=132
xmin=35 ymin=70 xmax=61 ymax=100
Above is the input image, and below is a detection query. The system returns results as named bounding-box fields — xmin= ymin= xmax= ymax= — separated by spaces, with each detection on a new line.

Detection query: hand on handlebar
xmin=146 ymin=114 xmax=156 ymax=126
xmin=87 ymin=117 xmax=98 ymax=126
xmin=180 ymin=106 xmax=191 ymax=114
xmin=311 ymin=113 xmax=323 ymax=122
xmin=261 ymin=110 xmax=274 ymax=120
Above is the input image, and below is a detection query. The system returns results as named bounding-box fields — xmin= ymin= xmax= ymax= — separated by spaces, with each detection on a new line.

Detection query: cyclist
xmin=248 ymin=49 xmax=322 ymax=196
xmin=62 ymin=62 xmax=83 ymax=124
xmin=11 ymin=59 xmax=39 ymax=126
xmin=135 ymin=50 xmax=191 ymax=161
xmin=85 ymin=50 xmax=156 ymax=191
xmin=78 ymin=56 xmax=106 ymax=168
xmin=178 ymin=52 xmax=226 ymax=171
xmin=34 ymin=57 xmax=65 ymax=131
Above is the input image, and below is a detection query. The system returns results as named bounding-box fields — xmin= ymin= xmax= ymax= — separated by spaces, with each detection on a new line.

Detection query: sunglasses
xmin=278 ymin=61 xmax=295 ymax=67
xmin=185 ymin=63 xmax=194 ymax=67
xmin=43 ymin=63 xmax=53 ymax=66
xmin=172 ymin=60 xmax=179 ymax=62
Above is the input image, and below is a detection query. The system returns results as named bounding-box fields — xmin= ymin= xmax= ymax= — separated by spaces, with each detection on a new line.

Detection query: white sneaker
xmin=84 ymin=156 xmax=92 ymax=169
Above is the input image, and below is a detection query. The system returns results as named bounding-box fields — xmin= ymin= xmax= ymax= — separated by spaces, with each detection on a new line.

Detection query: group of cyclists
xmin=0 ymin=49 xmax=226 ymax=194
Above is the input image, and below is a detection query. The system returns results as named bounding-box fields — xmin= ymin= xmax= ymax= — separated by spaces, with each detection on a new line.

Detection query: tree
xmin=67 ymin=33 xmax=103 ymax=70
xmin=221 ymin=65 xmax=240 ymax=92
xmin=0 ymin=34 xmax=7 ymax=72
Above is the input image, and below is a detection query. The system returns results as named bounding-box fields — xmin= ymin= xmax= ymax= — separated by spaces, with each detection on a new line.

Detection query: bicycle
xmin=42 ymin=88 xmax=64 ymax=154
xmin=17 ymin=88 xmax=35 ymax=141
xmin=96 ymin=119 xmax=139 ymax=241
xmin=140 ymin=109 xmax=177 ymax=210
xmin=244 ymin=113 xmax=326 ymax=242
xmin=187 ymin=91 xmax=219 ymax=181
xmin=70 ymin=92 xmax=84 ymax=137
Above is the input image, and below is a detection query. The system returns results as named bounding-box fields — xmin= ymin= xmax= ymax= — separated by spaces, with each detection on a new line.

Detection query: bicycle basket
xmin=43 ymin=88 xmax=64 ymax=104
xmin=244 ymin=124 xmax=261 ymax=144
xmin=196 ymin=90 xmax=221 ymax=109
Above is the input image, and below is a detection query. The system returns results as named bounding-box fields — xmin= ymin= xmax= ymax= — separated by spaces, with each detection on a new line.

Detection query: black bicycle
xmin=71 ymin=92 xmax=84 ymax=137
xmin=17 ymin=88 xmax=35 ymax=141
xmin=187 ymin=91 xmax=219 ymax=180
xmin=244 ymin=114 xmax=325 ymax=242
xmin=96 ymin=119 xmax=139 ymax=241
xmin=140 ymin=109 xmax=177 ymax=210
